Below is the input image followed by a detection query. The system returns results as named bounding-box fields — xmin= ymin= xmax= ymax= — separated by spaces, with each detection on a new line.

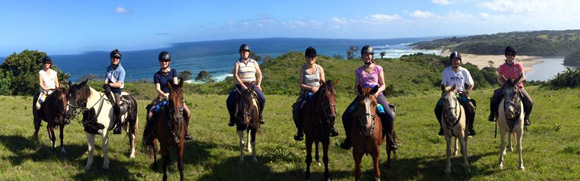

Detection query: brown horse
xmin=32 ymin=87 xmax=69 ymax=154
xmin=497 ymin=76 xmax=525 ymax=170
xmin=146 ymin=80 xmax=187 ymax=181
xmin=350 ymin=85 xmax=384 ymax=181
xmin=234 ymin=85 xmax=261 ymax=164
xmin=302 ymin=80 xmax=338 ymax=181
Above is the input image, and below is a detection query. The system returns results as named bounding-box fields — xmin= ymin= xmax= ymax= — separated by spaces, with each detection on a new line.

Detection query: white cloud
xmin=432 ymin=0 xmax=454 ymax=5
xmin=331 ymin=17 xmax=349 ymax=24
xmin=114 ymin=7 xmax=133 ymax=14
xmin=367 ymin=14 xmax=402 ymax=23
xmin=410 ymin=10 xmax=437 ymax=19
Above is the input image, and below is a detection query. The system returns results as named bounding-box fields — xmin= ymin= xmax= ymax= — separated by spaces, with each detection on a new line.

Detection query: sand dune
xmin=441 ymin=49 xmax=540 ymax=72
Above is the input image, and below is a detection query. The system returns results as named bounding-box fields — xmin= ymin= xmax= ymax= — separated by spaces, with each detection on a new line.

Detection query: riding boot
xmin=113 ymin=105 xmax=122 ymax=134
xmin=329 ymin=126 xmax=339 ymax=137
xmin=184 ymin=112 xmax=192 ymax=140
xmin=292 ymin=102 xmax=304 ymax=141
xmin=434 ymin=101 xmax=444 ymax=136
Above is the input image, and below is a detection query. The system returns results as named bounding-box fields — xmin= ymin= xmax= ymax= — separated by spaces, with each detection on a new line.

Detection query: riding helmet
xmin=42 ymin=56 xmax=52 ymax=64
xmin=158 ymin=51 xmax=171 ymax=61
xmin=305 ymin=46 xmax=317 ymax=58
xmin=361 ymin=45 xmax=374 ymax=55
xmin=505 ymin=46 xmax=516 ymax=56
xmin=239 ymin=44 xmax=250 ymax=52
xmin=110 ymin=49 xmax=122 ymax=59
xmin=449 ymin=51 xmax=462 ymax=61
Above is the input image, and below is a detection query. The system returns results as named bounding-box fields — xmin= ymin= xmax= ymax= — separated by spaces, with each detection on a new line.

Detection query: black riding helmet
xmin=449 ymin=51 xmax=462 ymax=62
xmin=110 ymin=49 xmax=122 ymax=59
xmin=158 ymin=51 xmax=171 ymax=61
xmin=361 ymin=45 xmax=374 ymax=55
xmin=505 ymin=46 xmax=516 ymax=56
xmin=42 ymin=56 xmax=52 ymax=64
xmin=239 ymin=44 xmax=250 ymax=52
xmin=305 ymin=46 xmax=317 ymax=58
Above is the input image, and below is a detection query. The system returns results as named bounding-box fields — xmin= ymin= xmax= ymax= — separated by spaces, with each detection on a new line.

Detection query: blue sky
xmin=2 ymin=0 xmax=580 ymax=56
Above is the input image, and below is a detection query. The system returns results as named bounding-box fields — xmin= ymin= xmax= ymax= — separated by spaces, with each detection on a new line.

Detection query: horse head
xmin=235 ymin=85 xmax=257 ymax=127
xmin=316 ymin=79 xmax=338 ymax=121
xmin=441 ymin=84 xmax=460 ymax=125
xmin=501 ymin=76 xmax=522 ymax=120
xmin=45 ymin=87 xmax=69 ymax=124
xmin=355 ymin=84 xmax=379 ymax=136
xmin=167 ymin=79 xmax=185 ymax=133
xmin=65 ymin=80 xmax=90 ymax=119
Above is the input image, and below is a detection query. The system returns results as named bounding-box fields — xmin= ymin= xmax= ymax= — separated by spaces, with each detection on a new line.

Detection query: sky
xmin=2 ymin=0 xmax=580 ymax=56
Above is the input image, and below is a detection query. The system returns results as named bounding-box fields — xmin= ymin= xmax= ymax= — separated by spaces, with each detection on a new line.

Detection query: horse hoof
xmin=84 ymin=166 xmax=91 ymax=171
xmin=103 ymin=165 xmax=109 ymax=169
xmin=519 ymin=166 xmax=525 ymax=170
xmin=453 ymin=152 xmax=458 ymax=156
xmin=444 ymin=168 xmax=451 ymax=174
xmin=129 ymin=154 xmax=135 ymax=159
xmin=499 ymin=164 xmax=503 ymax=170
xmin=317 ymin=162 xmax=322 ymax=167
xmin=252 ymin=157 xmax=258 ymax=163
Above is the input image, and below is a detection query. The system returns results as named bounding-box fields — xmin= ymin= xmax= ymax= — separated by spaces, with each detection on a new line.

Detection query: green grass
xmin=1 ymin=86 xmax=579 ymax=180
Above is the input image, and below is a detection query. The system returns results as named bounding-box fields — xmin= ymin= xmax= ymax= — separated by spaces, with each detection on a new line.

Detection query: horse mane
xmin=75 ymin=81 xmax=92 ymax=104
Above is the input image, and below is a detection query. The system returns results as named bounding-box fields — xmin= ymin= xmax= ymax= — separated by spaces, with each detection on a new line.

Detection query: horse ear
xmin=370 ymin=85 xmax=379 ymax=95
xmin=441 ymin=84 xmax=446 ymax=92
xmin=167 ymin=81 xmax=174 ymax=90
xmin=79 ymin=79 xmax=87 ymax=87
xmin=332 ymin=79 xmax=339 ymax=87
xmin=357 ymin=84 xmax=363 ymax=94
xmin=451 ymin=84 xmax=457 ymax=92
xmin=68 ymin=81 xmax=72 ymax=89
xmin=501 ymin=75 xmax=507 ymax=84
xmin=178 ymin=78 xmax=184 ymax=88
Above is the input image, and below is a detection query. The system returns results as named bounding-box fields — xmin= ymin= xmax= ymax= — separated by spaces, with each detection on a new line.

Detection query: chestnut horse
xmin=32 ymin=87 xmax=69 ymax=153
xmin=234 ymin=85 xmax=261 ymax=164
xmin=497 ymin=76 xmax=525 ymax=170
xmin=302 ymin=80 xmax=338 ymax=181
xmin=66 ymin=80 xmax=139 ymax=170
xmin=350 ymin=85 xmax=387 ymax=181
xmin=440 ymin=84 xmax=470 ymax=174
xmin=146 ymin=80 xmax=187 ymax=181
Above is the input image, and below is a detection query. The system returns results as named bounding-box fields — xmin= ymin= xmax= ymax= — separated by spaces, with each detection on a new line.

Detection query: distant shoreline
xmin=440 ymin=49 xmax=540 ymax=72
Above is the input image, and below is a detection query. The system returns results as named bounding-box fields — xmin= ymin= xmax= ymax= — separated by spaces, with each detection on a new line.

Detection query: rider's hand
xmin=256 ymin=84 xmax=262 ymax=91
xmin=311 ymin=86 xmax=319 ymax=93
xmin=163 ymin=93 xmax=170 ymax=98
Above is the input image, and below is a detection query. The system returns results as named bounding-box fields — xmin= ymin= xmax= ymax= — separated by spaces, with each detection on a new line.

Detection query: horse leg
xmin=178 ymin=143 xmax=185 ymax=181
xmin=305 ymin=138 xmax=313 ymax=180
xmin=372 ymin=150 xmax=381 ymax=181
xmin=507 ymin=131 xmax=513 ymax=152
xmin=498 ymin=130 xmax=506 ymax=170
xmin=315 ymin=141 xmax=321 ymax=166
xmin=251 ymin=128 xmax=257 ymax=162
xmin=354 ymin=152 xmax=363 ymax=181
xmin=85 ymin=133 xmax=95 ymax=170
xmin=47 ymin=125 xmax=55 ymax=150
xmin=161 ymin=146 xmax=169 ymax=181
xmin=517 ymin=128 xmax=525 ymax=170
xmin=246 ymin=130 xmax=252 ymax=152
xmin=237 ymin=130 xmax=245 ymax=164
xmin=453 ymin=136 xmax=458 ymax=156
xmin=33 ymin=114 xmax=41 ymax=140
xmin=444 ymin=135 xmax=452 ymax=174
xmin=59 ymin=125 xmax=66 ymax=154
xmin=102 ymin=133 xmax=110 ymax=169
xmin=152 ymin=140 xmax=158 ymax=171
xmin=458 ymin=134 xmax=470 ymax=173
xmin=129 ymin=118 xmax=137 ymax=159
xmin=323 ymin=140 xmax=330 ymax=181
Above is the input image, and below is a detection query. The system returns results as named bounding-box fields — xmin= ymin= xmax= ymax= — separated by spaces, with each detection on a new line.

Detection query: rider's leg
xmin=377 ymin=94 xmax=399 ymax=149
xmin=292 ymin=98 xmax=304 ymax=141
xmin=460 ymin=97 xmax=476 ymax=136
xmin=183 ymin=102 xmax=192 ymax=140
xmin=340 ymin=98 xmax=357 ymax=150
xmin=113 ymin=93 xmax=122 ymax=134
xmin=489 ymin=88 xmax=502 ymax=122
xmin=520 ymin=87 xmax=533 ymax=126
xmin=226 ymin=88 xmax=237 ymax=126
xmin=253 ymin=86 xmax=266 ymax=124
xmin=434 ymin=99 xmax=444 ymax=135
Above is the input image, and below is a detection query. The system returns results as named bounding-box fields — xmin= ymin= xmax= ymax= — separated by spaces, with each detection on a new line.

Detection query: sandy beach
xmin=441 ymin=50 xmax=540 ymax=72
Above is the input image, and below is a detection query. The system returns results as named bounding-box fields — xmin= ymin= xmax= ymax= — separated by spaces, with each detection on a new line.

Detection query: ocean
xmin=6 ymin=37 xmax=443 ymax=82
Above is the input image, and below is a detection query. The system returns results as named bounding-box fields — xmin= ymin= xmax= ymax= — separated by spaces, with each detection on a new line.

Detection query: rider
xmin=104 ymin=49 xmax=126 ymax=134
xmin=292 ymin=46 xmax=339 ymax=141
xmin=340 ymin=45 xmax=399 ymax=150
xmin=146 ymin=51 xmax=193 ymax=140
xmin=488 ymin=46 xmax=533 ymax=126
xmin=434 ymin=51 xmax=477 ymax=136
xmin=36 ymin=56 xmax=60 ymax=110
xmin=226 ymin=44 xmax=266 ymax=126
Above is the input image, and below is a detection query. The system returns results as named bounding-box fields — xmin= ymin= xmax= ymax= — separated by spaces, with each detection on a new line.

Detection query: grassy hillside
xmin=412 ymin=30 xmax=580 ymax=57
xmin=1 ymin=86 xmax=579 ymax=180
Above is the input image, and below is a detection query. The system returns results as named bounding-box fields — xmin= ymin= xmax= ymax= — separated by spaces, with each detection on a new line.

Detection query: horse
xmin=66 ymin=80 xmax=139 ymax=170
xmin=497 ymin=76 xmax=525 ymax=170
xmin=440 ymin=84 xmax=470 ymax=174
xmin=145 ymin=80 xmax=187 ymax=181
xmin=32 ymin=87 xmax=69 ymax=154
xmin=234 ymin=85 xmax=261 ymax=164
xmin=302 ymin=80 xmax=338 ymax=181
xmin=350 ymin=85 xmax=385 ymax=181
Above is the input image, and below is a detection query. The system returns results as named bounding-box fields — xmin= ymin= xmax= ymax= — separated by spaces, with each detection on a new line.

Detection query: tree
xmin=346 ymin=46 xmax=359 ymax=60
xmin=178 ymin=70 xmax=193 ymax=81
xmin=250 ymin=52 xmax=262 ymax=62
xmin=380 ymin=51 xmax=386 ymax=59
xmin=488 ymin=60 xmax=495 ymax=67
xmin=0 ymin=49 xmax=69 ymax=95
xmin=195 ymin=70 xmax=213 ymax=83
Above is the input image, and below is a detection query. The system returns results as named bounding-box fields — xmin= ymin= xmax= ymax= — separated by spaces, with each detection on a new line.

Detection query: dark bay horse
xmin=497 ymin=76 xmax=525 ymax=170
xmin=234 ymin=85 xmax=260 ymax=164
xmin=145 ymin=80 xmax=187 ymax=181
xmin=350 ymin=85 xmax=387 ymax=181
xmin=32 ymin=87 xmax=69 ymax=154
xmin=66 ymin=80 xmax=139 ymax=170
xmin=302 ymin=80 xmax=338 ymax=181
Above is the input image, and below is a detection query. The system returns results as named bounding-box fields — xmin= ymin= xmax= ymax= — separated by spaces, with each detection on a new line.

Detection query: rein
xmin=69 ymin=93 xmax=106 ymax=126
xmin=443 ymin=95 xmax=462 ymax=137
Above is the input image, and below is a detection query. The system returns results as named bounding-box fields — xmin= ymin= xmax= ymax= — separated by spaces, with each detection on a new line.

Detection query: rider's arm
xmin=319 ymin=66 xmax=326 ymax=85
xmin=155 ymin=83 xmax=165 ymax=98
xmin=516 ymin=63 xmax=526 ymax=85
xmin=54 ymin=71 xmax=60 ymax=89
xmin=39 ymin=73 xmax=47 ymax=91
xmin=375 ymin=68 xmax=387 ymax=96
xmin=172 ymin=69 xmax=179 ymax=85
xmin=298 ymin=65 xmax=309 ymax=89
xmin=354 ymin=70 xmax=360 ymax=94
xmin=233 ymin=62 xmax=248 ymax=90
xmin=255 ymin=62 xmax=263 ymax=89
xmin=109 ymin=67 xmax=125 ymax=88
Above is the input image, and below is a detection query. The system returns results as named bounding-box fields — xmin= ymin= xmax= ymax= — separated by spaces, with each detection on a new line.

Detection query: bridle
xmin=354 ymin=96 xmax=377 ymax=136
xmin=442 ymin=92 xmax=462 ymax=132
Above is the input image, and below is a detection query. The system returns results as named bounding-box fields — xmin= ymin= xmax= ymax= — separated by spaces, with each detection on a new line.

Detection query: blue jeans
xmin=226 ymin=84 xmax=266 ymax=122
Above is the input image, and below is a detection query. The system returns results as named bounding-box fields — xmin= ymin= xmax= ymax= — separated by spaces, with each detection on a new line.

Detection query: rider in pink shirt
xmin=488 ymin=46 xmax=533 ymax=126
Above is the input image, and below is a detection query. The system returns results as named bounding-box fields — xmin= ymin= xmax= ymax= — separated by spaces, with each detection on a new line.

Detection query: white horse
xmin=440 ymin=84 xmax=470 ymax=174
xmin=497 ymin=77 xmax=525 ymax=170
xmin=66 ymin=80 xmax=139 ymax=170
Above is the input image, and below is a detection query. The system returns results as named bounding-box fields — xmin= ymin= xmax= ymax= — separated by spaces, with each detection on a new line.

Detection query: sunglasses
xmin=160 ymin=59 xmax=171 ymax=62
